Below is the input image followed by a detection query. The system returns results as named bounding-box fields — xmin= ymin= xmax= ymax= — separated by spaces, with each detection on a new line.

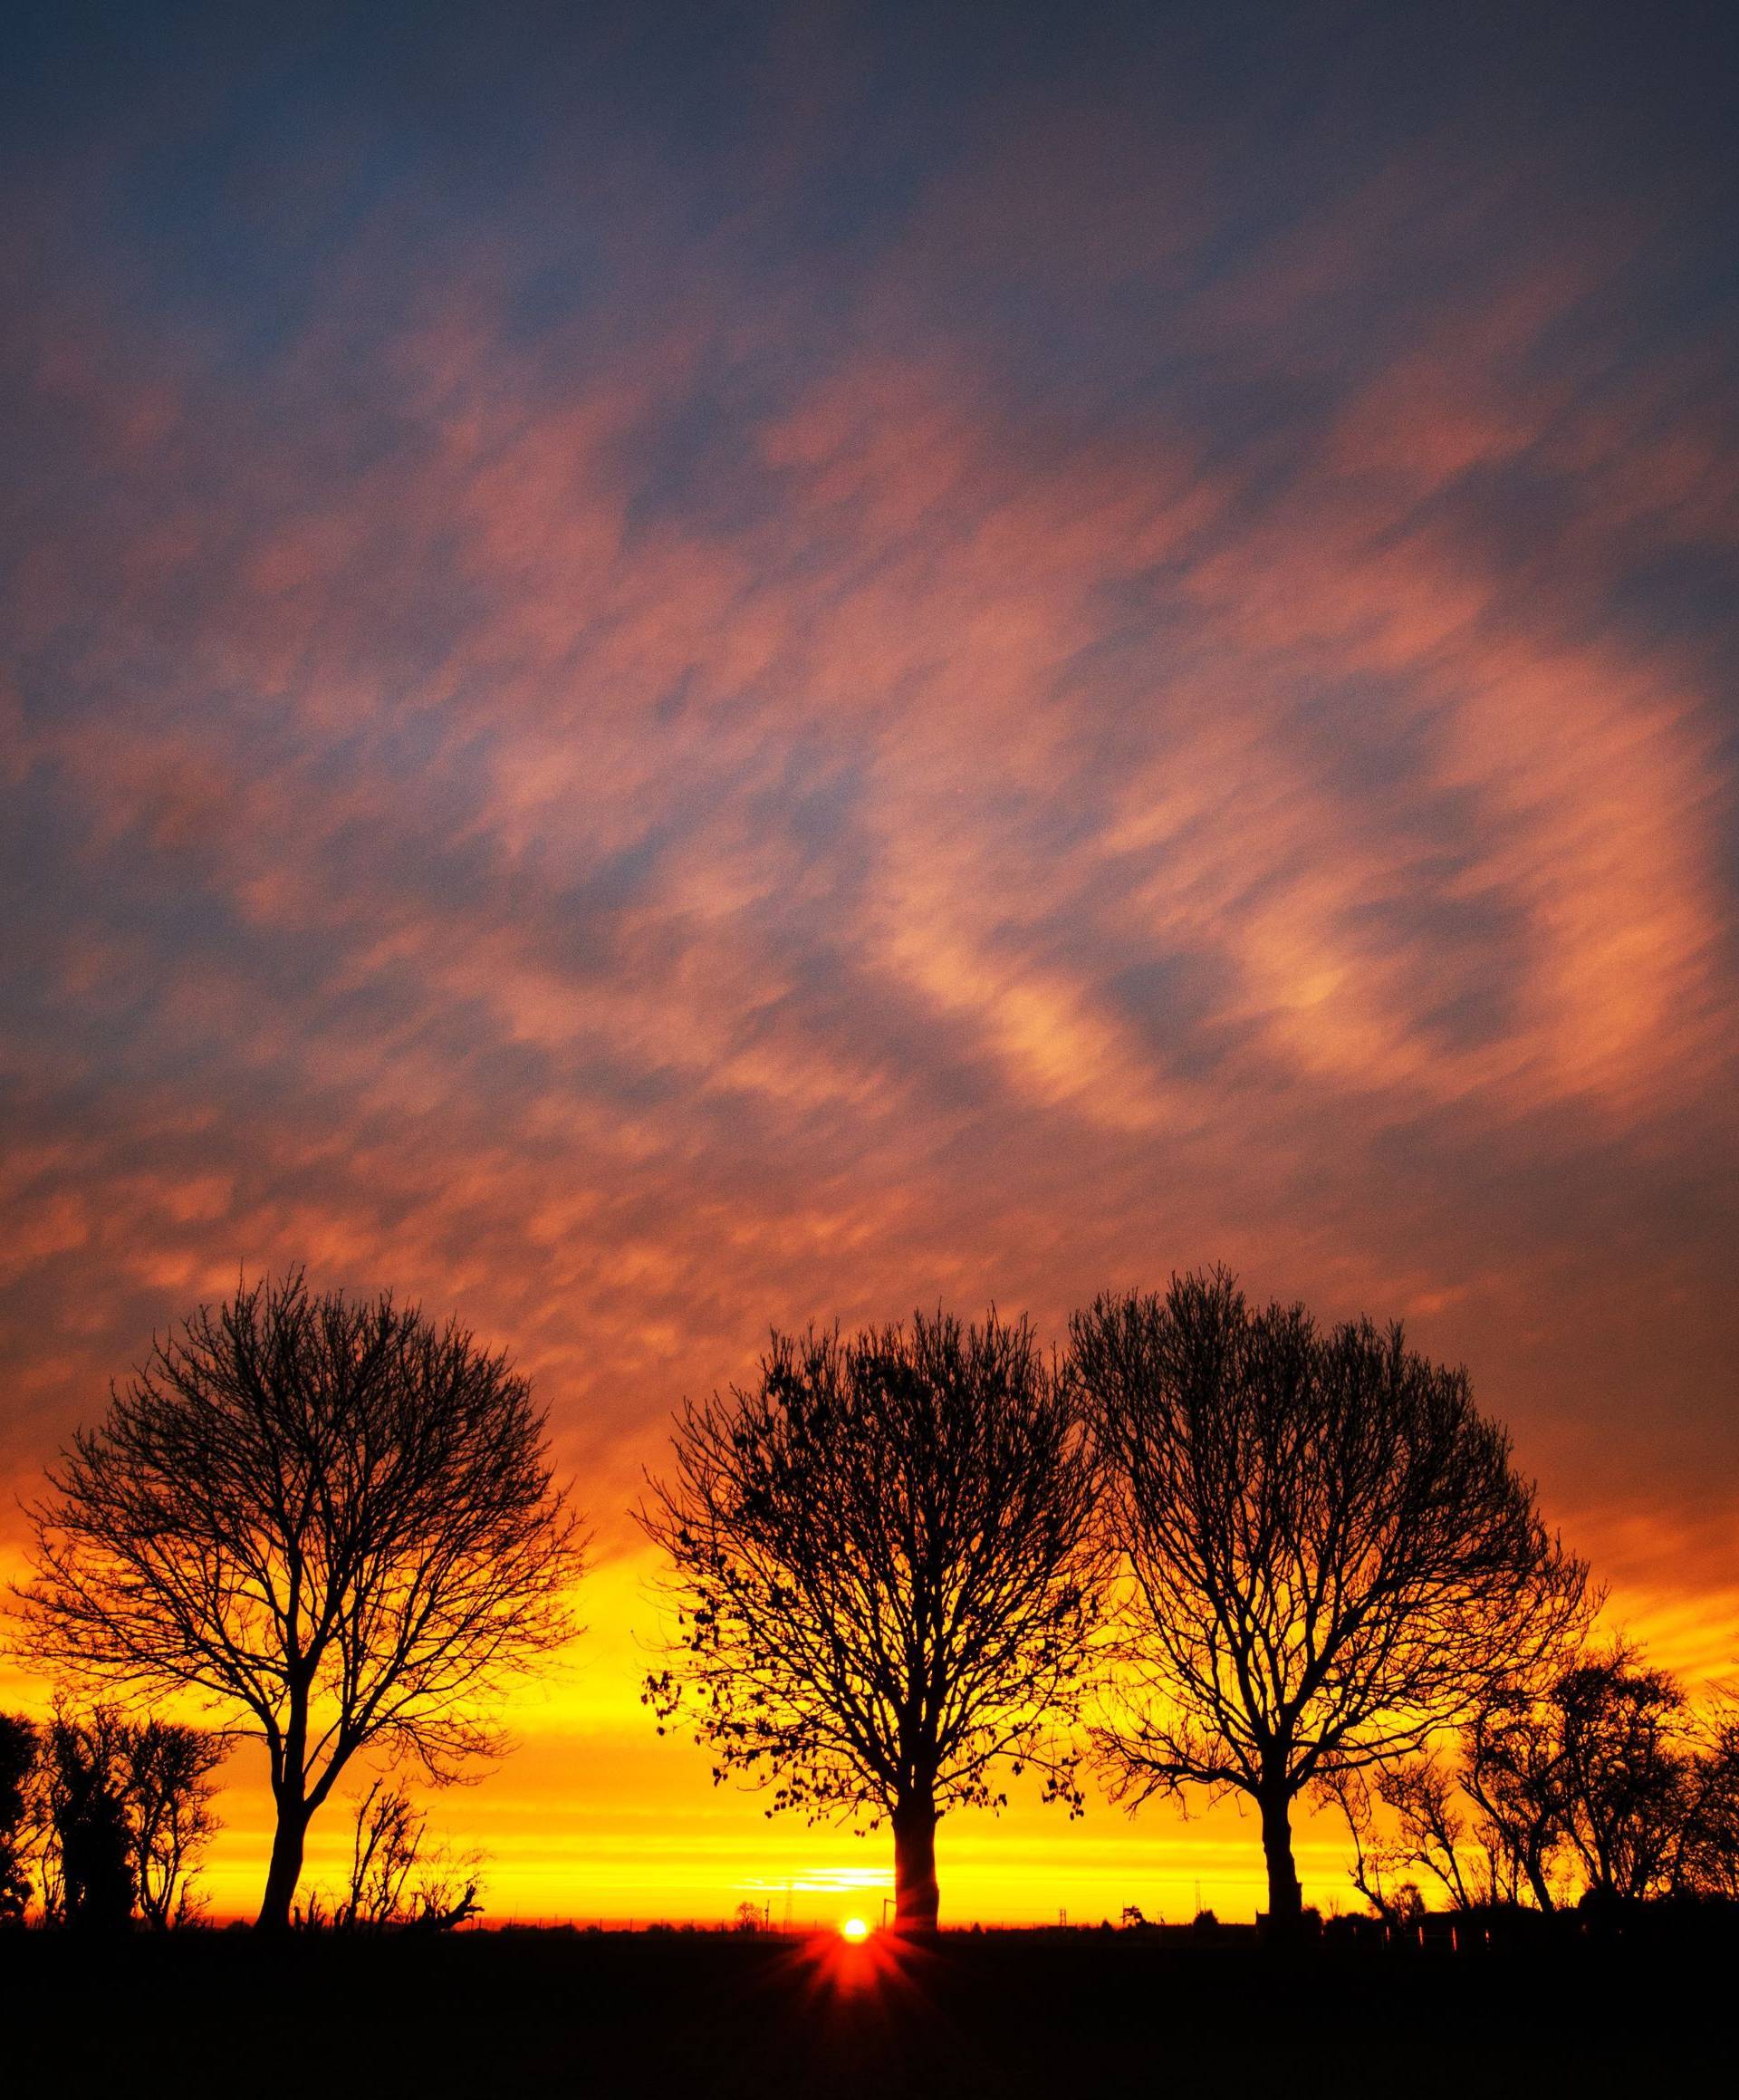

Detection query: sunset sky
xmin=2 ymin=0 xmax=1736 ymax=1925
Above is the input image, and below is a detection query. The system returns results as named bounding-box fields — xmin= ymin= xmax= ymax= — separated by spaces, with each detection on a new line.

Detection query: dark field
xmin=2 ymin=1924 xmax=1731 ymax=2097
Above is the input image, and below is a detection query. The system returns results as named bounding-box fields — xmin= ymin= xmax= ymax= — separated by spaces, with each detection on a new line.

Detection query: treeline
xmin=1331 ymin=1642 xmax=1739 ymax=1918
xmin=0 ymin=1709 xmax=485 ymax=1934
xmin=0 ymin=1708 xmax=220 ymax=1928
xmin=640 ymin=1274 xmax=1737 ymax=1931
xmin=2 ymin=1268 xmax=1734 ymax=1936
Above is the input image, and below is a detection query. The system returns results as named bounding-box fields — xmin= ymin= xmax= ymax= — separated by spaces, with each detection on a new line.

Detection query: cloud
xmin=1 ymin=0 xmax=1734 ymax=1916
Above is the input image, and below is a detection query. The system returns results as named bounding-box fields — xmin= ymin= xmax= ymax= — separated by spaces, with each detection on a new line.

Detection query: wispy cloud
xmin=2 ymin=0 xmax=1734 ymax=1915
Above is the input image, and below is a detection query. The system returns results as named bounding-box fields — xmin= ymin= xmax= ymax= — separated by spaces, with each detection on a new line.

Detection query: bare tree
xmin=1356 ymin=1741 xmax=1560 ymax=1914
xmin=1371 ymin=1756 xmax=1485 ymax=1912
xmin=14 ymin=1271 xmax=584 ymax=1928
xmin=1338 ymin=1670 xmax=1573 ymax=1919
xmin=1073 ymin=1269 xmax=1587 ymax=1930
xmin=1457 ymin=1666 xmax=1571 ymax=1911
xmin=1320 ymin=1768 xmax=1426 ymax=1924
xmin=335 ymin=1777 xmax=425 ymax=1930
xmin=300 ymin=1776 xmax=483 ymax=1931
xmin=1338 ymin=1639 xmax=1739 ymax=1918
xmin=1552 ymin=1643 xmax=1688 ymax=1903
xmin=639 ymin=1311 xmax=1108 ymax=1931
xmin=124 ymin=1719 xmax=226 ymax=1929
xmin=1679 ymin=1697 xmax=1739 ymax=1900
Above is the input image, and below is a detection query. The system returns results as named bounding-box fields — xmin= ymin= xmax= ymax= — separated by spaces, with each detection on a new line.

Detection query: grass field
xmin=2 ymin=1922 xmax=1730 ymax=2097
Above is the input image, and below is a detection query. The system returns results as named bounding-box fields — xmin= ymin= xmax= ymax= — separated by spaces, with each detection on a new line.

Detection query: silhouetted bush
xmin=0 ymin=1713 xmax=37 ymax=1924
xmin=45 ymin=1713 xmax=134 ymax=1930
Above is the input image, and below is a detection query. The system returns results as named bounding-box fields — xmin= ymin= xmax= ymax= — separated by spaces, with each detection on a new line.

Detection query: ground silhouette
xmin=0 ymin=1920 xmax=1730 ymax=2098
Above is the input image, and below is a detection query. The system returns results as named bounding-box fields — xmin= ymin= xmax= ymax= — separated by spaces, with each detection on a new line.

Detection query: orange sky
xmin=5 ymin=1534 xmax=1734 ymax=1927
xmin=1 ymin=2 xmax=1735 ymax=1923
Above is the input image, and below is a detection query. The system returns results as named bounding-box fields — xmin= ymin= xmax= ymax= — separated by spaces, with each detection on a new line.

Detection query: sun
xmin=840 ymin=1916 xmax=871 ymax=1943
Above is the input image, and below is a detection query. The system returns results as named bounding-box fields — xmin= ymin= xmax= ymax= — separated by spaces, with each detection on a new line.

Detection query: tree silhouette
xmin=0 ymin=1713 xmax=36 ymax=1924
xmin=1552 ymin=1643 xmax=1688 ymax=1903
xmin=1073 ymin=1269 xmax=1586 ymax=1931
xmin=1328 ymin=1661 xmax=1576 ymax=1918
xmin=123 ymin=1717 xmax=226 ymax=1928
xmin=1681 ymin=1700 xmax=1739 ymax=1900
xmin=1375 ymin=1756 xmax=1490 ymax=1912
xmin=639 ymin=1311 xmax=1107 ymax=1931
xmin=334 ymin=1777 xmax=427 ymax=1930
xmin=1324 ymin=1771 xmax=1429 ymax=1924
xmin=1335 ymin=1638 xmax=1726 ymax=1913
xmin=11 ymin=1705 xmax=221 ymax=1926
xmin=293 ymin=1777 xmax=482 ymax=1931
xmin=1456 ymin=1663 xmax=1573 ymax=1910
xmin=44 ymin=1712 xmax=135 ymax=1929
xmin=14 ymin=1271 xmax=584 ymax=1928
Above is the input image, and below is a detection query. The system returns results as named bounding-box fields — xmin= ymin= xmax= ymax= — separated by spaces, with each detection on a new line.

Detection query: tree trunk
xmin=1259 ymin=1782 xmax=1302 ymax=1932
xmin=1523 ymin=1847 xmax=1555 ymax=1913
xmin=257 ymin=1797 xmax=311 ymax=1931
xmin=891 ymin=1795 xmax=940 ymax=1935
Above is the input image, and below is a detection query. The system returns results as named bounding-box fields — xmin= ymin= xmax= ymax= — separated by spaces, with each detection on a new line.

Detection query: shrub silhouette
xmin=0 ymin=1713 xmax=36 ymax=1924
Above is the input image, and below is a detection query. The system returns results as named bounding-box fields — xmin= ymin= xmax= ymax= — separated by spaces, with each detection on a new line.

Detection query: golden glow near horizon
xmin=841 ymin=1916 xmax=871 ymax=1942
xmin=5 ymin=1536 xmax=1732 ymax=1928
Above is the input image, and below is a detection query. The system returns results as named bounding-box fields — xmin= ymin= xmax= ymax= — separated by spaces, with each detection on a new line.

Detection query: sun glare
xmin=841 ymin=1916 xmax=871 ymax=1942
